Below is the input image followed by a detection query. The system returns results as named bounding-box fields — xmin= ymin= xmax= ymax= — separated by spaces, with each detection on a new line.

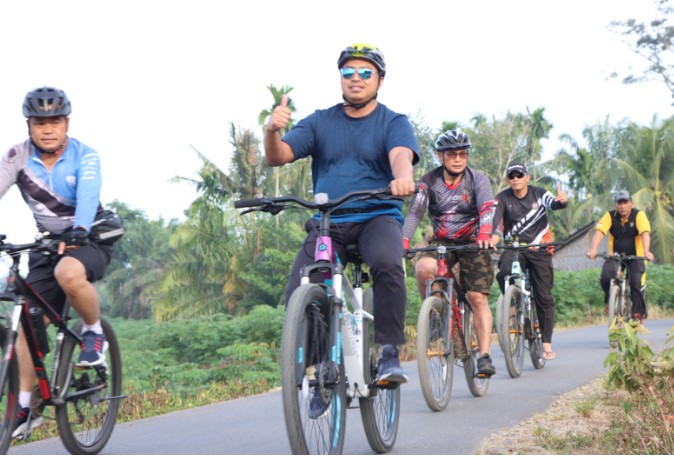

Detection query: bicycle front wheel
xmin=499 ymin=286 xmax=525 ymax=378
xmin=528 ymin=305 xmax=546 ymax=370
xmin=462 ymin=304 xmax=490 ymax=397
xmin=0 ymin=327 xmax=18 ymax=454
xmin=416 ymin=295 xmax=453 ymax=411
xmin=55 ymin=318 xmax=122 ymax=454
xmin=360 ymin=288 xmax=400 ymax=453
xmin=607 ymin=283 xmax=619 ymax=328
xmin=281 ymin=284 xmax=346 ymax=455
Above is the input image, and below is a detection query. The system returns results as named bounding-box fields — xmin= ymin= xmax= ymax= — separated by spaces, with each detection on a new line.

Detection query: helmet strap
xmin=342 ymin=92 xmax=378 ymax=110
xmin=30 ymin=138 xmax=65 ymax=155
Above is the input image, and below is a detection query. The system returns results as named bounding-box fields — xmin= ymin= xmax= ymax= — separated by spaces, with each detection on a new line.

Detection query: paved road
xmin=11 ymin=318 xmax=674 ymax=455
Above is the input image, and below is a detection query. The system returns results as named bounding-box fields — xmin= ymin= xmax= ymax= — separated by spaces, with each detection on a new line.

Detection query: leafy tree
xmin=610 ymin=0 xmax=674 ymax=103
xmin=614 ymin=116 xmax=674 ymax=263
xmin=102 ymin=201 xmax=177 ymax=319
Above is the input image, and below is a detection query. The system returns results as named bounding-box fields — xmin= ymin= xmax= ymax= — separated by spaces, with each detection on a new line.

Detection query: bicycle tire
xmin=416 ymin=295 xmax=453 ymax=411
xmin=281 ymin=284 xmax=346 ymax=455
xmin=54 ymin=319 xmax=121 ymax=454
xmin=0 ymin=327 xmax=18 ymax=454
xmin=607 ymin=283 xmax=619 ymax=328
xmin=360 ymin=288 xmax=400 ymax=453
xmin=462 ymin=303 xmax=489 ymax=397
xmin=528 ymin=305 xmax=546 ymax=370
xmin=623 ymin=284 xmax=633 ymax=320
xmin=499 ymin=286 xmax=525 ymax=378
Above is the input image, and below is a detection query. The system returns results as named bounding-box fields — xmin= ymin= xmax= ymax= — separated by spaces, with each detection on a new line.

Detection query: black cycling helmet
xmin=23 ymin=86 xmax=72 ymax=118
xmin=337 ymin=43 xmax=386 ymax=77
xmin=435 ymin=130 xmax=471 ymax=151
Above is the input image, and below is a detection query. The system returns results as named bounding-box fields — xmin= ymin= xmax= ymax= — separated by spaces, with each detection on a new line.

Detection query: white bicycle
xmin=235 ymin=188 xmax=402 ymax=455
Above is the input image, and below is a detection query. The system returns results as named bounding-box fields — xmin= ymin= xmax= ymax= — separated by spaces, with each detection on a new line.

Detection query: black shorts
xmin=25 ymin=242 xmax=112 ymax=315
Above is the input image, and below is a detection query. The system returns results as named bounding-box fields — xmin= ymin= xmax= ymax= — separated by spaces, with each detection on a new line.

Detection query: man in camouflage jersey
xmin=403 ymin=130 xmax=496 ymax=377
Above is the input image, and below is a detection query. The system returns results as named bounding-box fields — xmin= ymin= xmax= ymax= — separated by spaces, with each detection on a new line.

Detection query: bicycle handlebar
xmin=597 ymin=252 xmax=650 ymax=262
xmin=234 ymin=187 xmax=399 ymax=215
xmin=404 ymin=243 xmax=480 ymax=255
xmin=0 ymin=234 xmax=62 ymax=257
xmin=495 ymin=242 xmax=561 ymax=252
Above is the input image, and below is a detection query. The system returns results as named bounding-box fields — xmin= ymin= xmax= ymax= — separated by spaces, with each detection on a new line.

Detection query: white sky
xmin=0 ymin=0 xmax=671 ymax=242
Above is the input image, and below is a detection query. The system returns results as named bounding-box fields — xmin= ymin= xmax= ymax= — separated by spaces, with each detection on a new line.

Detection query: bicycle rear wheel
xmin=0 ymin=327 xmax=18 ymax=454
xmin=360 ymin=288 xmax=400 ymax=453
xmin=499 ymin=286 xmax=525 ymax=378
xmin=462 ymin=303 xmax=489 ymax=397
xmin=55 ymin=318 xmax=122 ymax=454
xmin=416 ymin=295 xmax=453 ymax=411
xmin=281 ymin=284 xmax=346 ymax=455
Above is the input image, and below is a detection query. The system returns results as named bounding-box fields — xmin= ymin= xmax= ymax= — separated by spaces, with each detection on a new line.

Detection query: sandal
xmin=542 ymin=351 xmax=557 ymax=360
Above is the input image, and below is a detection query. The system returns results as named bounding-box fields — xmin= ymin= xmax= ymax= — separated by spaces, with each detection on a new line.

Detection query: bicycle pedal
xmin=474 ymin=373 xmax=493 ymax=379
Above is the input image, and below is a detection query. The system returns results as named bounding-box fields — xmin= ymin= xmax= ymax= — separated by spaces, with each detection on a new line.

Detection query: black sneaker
xmin=77 ymin=331 xmax=108 ymax=367
xmin=308 ymin=388 xmax=330 ymax=419
xmin=375 ymin=345 xmax=408 ymax=385
xmin=477 ymin=353 xmax=496 ymax=377
xmin=12 ymin=407 xmax=43 ymax=439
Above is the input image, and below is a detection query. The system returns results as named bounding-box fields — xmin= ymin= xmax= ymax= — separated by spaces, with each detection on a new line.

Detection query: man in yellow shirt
xmin=587 ymin=190 xmax=654 ymax=322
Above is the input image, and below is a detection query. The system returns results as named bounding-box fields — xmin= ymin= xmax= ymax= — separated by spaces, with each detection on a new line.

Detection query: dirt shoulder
xmin=474 ymin=377 xmax=620 ymax=455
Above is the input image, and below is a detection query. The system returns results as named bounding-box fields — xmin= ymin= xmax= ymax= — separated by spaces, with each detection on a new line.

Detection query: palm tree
xmin=614 ymin=116 xmax=674 ymax=264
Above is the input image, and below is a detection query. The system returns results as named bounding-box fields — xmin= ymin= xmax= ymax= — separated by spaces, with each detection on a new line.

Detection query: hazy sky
xmin=0 ymin=0 xmax=671 ymax=242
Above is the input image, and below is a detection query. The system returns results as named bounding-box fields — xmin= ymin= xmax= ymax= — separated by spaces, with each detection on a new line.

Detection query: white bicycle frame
xmin=300 ymin=270 xmax=374 ymax=399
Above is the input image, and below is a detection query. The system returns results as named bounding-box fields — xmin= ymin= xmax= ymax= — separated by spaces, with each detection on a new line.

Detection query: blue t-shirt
xmin=282 ymin=103 xmax=419 ymax=224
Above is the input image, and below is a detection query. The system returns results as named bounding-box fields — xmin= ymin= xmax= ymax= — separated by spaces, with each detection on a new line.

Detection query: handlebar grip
xmin=234 ymin=198 xmax=267 ymax=209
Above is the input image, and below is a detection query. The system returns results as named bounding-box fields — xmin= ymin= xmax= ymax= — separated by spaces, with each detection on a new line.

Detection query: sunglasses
xmin=507 ymin=172 xmax=525 ymax=180
xmin=340 ymin=67 xmax=375 ymax=80
xmin=442 ymin=150 xmax=469 ymax=159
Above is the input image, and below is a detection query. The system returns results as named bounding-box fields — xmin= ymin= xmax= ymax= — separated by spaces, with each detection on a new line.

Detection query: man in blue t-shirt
xmin=264 ymin=44 xmax=418 ymax=388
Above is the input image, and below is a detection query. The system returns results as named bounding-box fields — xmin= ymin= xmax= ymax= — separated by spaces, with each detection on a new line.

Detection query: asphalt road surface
xmin=10 ymin=318 xmax=674 ymax=455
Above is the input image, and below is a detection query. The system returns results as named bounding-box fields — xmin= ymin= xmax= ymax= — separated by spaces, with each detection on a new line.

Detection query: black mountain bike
xmin=235 ymin=188 xmax=404 ymax=455
xmin=405 ymin=243 xmax=490 ymax=412
xmin=0 ymin=234 xmax=123 ymax=454
xmin=495 ymin=241 xmax=549 ymax=378
xmin=598 ymin=252 xmax=649 ymax=345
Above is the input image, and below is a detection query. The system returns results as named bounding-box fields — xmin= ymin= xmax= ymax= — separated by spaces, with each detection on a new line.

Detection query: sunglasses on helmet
xmin=340 ymin=67 xmax=375 ymax=80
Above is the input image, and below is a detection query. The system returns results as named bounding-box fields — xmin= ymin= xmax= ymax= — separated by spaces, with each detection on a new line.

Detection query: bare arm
xmin=640 ymin=231 xmax=655 ymax=261
xmin=263 ymin=94 xmax=295 ymax=166
xmin=388 ymin=146 xmax=415 ymax=196
xmin=587 ymin=230 xmax=605 ymax=260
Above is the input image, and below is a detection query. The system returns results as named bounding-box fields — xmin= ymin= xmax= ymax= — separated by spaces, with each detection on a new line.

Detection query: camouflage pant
xmin=420 ymin=240 xmax=494 ymax=294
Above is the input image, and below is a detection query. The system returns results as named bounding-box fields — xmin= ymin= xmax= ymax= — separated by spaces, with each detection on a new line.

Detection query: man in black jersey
xmin=587 ymin=190 xmax=654 ymax=323
xmin=491 ymin=161 xmax=568 ymax=360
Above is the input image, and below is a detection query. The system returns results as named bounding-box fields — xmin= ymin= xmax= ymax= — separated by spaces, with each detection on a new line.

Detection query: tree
xmin=614 ymin=116 xmax=674 ymax=263
xmin=102 ymin=201 xmax=178 ymax=319
xmin=610 ymin=0 xmax=674 ymax=103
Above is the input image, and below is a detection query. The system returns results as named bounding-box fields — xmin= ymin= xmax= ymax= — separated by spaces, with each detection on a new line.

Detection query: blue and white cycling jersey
xmin=0 ymin=138 xmax=102 ymax=234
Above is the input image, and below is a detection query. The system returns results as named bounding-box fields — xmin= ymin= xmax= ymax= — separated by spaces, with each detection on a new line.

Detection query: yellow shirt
xmin=595 ymin=210 xmax=651 ymax=256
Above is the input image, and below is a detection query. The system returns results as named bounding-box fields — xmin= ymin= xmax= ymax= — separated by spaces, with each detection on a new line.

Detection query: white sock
xmin=19 ymin=391 xmax=32 ymax=409
xmin=82 ymin=320 xmax=103 ymax=334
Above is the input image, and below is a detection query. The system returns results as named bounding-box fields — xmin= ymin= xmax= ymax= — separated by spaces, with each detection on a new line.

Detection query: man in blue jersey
xmin=0 ymin=87 xmax=115 ymax=437
xmin=264 ymin=44 xmax=418 ymax=394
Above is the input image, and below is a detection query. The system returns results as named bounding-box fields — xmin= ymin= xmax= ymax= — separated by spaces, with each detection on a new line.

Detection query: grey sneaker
xmin=477 ymin=353 xmax=496 ymax=377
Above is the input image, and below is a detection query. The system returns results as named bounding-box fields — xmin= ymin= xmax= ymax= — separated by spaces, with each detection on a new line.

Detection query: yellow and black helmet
xmin=337 ymin=43 xmax=386 ymax=76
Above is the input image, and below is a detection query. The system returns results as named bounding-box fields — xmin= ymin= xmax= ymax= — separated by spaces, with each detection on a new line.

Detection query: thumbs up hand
xmin=554 ymin=183 xmax=568 ymax=204
xmin=266 ymin=94 xmax=292 ymax=134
